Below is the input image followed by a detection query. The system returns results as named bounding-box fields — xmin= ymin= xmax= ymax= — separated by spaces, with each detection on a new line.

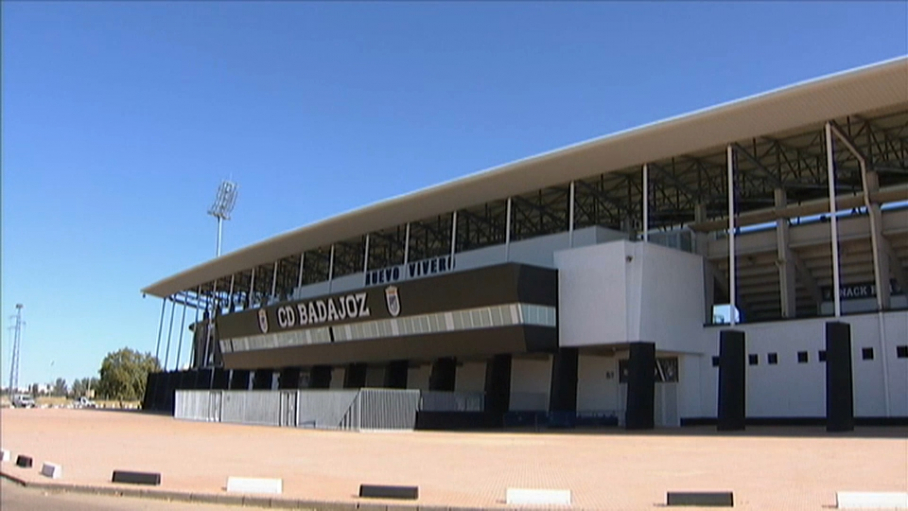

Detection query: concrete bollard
xmin=226 ymin=477 xmax=283 ymax=495
xmin=506 ymin=488 xmax=572 ymax=506
xmin=1 ymin=449 xmax=10 ymax=462
xmin=836 ymin=492 xmax=908 ymax=509
xmin=40 ymin=462 xmax=63 ymax=479
xmin=359 ymin=484 xmax=419 ymax=500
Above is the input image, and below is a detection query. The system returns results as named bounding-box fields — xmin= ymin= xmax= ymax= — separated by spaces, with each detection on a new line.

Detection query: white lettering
xmin=345 ymin=295 xmax=358 ymax=318
xmin=356 ymin=292 xmax=370 ymax=317
xmin=308 ymin=302 xmax=318 ymax=324
xmin=327 ymin=299 xmax=339 ymax=322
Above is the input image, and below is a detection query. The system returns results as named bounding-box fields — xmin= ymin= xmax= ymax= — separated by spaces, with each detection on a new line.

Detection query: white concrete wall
xmin=678 ymin=353 xmax=706 ymax=420
xmin=293 ymin=281 xmax=330 ymax=301
xmin=455 ymin=361 xmax=487 ymax=392
xmin=452 ymin=226 xmax=625 ymax=273
xmin=330 ymin=273 xmax=365 ymax=294
xmin=695 ymin=311 xmax=908 ymax=418
xmin=407 ymin=364 xmax=431 ymax=391
xmin=555 ymin=240 xmax=705 ymax=354
xmin=330 ymin=367 xmax=345 ymax=389
xmin=556 ymin=241 xmax=630 ymax=346
xmin=576 ymin=354 xmax=620 ymax=413
xmin=509 ymin=356 xmax=552 ymax=411
xmin=632 ymin=243 xmax=707 ymax=354
xmin=292 ymin=227 xmax=625 ymax=299
xmin=454 ymin=245 xmax=507 ymax=273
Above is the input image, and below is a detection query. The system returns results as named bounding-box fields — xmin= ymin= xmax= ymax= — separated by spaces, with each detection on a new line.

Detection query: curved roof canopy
xmin=143 ymin=57 xmax=908 ymax=298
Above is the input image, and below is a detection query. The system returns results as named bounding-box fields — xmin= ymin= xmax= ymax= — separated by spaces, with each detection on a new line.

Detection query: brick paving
xmin=1 ymin=408 xmax=906 ymax=510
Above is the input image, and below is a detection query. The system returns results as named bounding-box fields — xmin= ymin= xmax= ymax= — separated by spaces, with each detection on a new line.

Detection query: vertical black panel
xmin=309 ymin=365 xmax=333 ymax=389
xmin=252 ymin=368 xmax=274 ymax=390
xmin=484 ymin=354 xmax=512 ymax=418
xmin=344 ymin=363 xmax=367 ymax=388
xmin=194 ymin=368 xmax=213 ymax=390
xmin=142 ymin=372 xmax=157 ymax=410
xmin=429 ymin=357 xmax=457 ymax=391
xmin=549 ymin=348 xmax=579 ymax=413
xmin=279 ymin=367 xmax=302 ymax=389
xmin=384 ymin=360 xmax=409 ymax=389
xmin=152 ymin=371 xmax=167 ymax=411
xmin=212 ymin=368 xmax=229 ymax=390
xmin=164 ymin=371 xmax=179 ymax=414
xmin=625 ymin=342 xmax=655 ymax=430
xmin=826 ymin=322 xmax=854 ymax=432
xmin=178 ymin=370 xmax=194 ymax=390
xmin=230 ymin=369 xmax=251 ymax=390
xmin=718 ymin=330 xmax=746 ymax=431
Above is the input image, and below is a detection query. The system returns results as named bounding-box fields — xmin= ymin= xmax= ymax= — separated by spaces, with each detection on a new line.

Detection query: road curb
xmin=1 ymin=470 xmax=449 ymax=510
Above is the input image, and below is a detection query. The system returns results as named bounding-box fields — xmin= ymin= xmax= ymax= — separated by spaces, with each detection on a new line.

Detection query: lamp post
xmin=207 ymin=180 xmax=238 ymax=257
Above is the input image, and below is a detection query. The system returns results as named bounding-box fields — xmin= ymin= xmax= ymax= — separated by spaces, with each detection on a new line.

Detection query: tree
xmin=52 ymin=378 xmax=67 ymax=396
xmin=96 ymin=348 xmax=160 ymax=401
xmin=71 ymin=378 xmax=87 ymax=397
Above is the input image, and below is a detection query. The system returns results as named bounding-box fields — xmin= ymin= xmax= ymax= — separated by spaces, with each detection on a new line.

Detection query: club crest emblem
xmin=385 ymin=285 xmax=401 ymax=317
xmin=257 ymin=309 xmax=269 ymax=333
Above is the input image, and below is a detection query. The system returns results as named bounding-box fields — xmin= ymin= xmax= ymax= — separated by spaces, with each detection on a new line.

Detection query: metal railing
xmin=174 ymin=388 xmax=468 ymax=430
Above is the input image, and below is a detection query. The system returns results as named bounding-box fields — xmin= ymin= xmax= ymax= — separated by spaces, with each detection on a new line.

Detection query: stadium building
xmin=142 ymin=58 xmax=908 ymax=429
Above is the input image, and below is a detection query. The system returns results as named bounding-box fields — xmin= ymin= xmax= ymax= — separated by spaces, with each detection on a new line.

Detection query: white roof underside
xmin=143 ymin=57 xmax=908 ymax=298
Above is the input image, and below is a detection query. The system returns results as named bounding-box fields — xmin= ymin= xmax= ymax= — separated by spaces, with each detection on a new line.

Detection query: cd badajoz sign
xmin=258 ymin=286 xmax=402 ymax=334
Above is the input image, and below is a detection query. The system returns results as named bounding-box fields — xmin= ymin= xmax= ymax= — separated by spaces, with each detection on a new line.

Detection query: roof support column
xmin=450 ymin=211 xmax=458 ymax=261
xmin=362 ymin=236 xmax=370 ymax=274
xmin=727 ymin=146 xmax=737 ymax=326
xmin=824 ymin=123 xmax=842 ymax=318
xmin=164 ymin=298 xmax=176 ymax=369
xmin=695 ymin=204 xmax=715 ymax=323
xmin=204 ymin=279 xmax=218 ymax=367
xmin=297 ymin=253 xmax=305 ymax=291
xmin=227 ymin=274 xmax=235 ymax=312
xmin=154 ymin=298 xmax=167 ymax=362
xmin=775 ymin=189 xmax=797 ymax=319
xmin=829 ymin=122 xmax=892 ymax=416
xmin=174 ymin=300 xmax=188 ymax=371
xmin=642 ymin=164 xmax=649 ymax=242
xmin=192 ymin=287 xmax=201 ymax=368
xmin=829 ymin=122 xmax=889 ymax=310
xmin=328 ymin=244 xmax=335 ymax=293
xmin=248 ymin=268 xmax=256 ymax=309
xmin=270 ymin=261 xmax=279 ymax=302
xmin=403 ymin=223 xmax=411 ymax=266
xmin=568 ymin=181 xmax=575 ymax=248
xmin=505 ymin=198 xmax=512 ymax=261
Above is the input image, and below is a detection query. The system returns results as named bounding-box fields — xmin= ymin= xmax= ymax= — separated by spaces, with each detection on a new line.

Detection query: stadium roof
xmin=143 ymin=57 xmax=908 ymax=299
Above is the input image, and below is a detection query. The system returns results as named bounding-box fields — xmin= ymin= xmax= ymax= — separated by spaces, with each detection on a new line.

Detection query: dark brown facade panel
xmin=217 ymin=263 xmax=557 ymax=340
xmin=221 ymin=325 xmax=556 ymax=369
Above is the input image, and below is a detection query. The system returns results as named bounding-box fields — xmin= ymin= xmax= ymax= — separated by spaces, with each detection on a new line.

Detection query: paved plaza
xmin=1 ymin=408 xmax=906 ymax=510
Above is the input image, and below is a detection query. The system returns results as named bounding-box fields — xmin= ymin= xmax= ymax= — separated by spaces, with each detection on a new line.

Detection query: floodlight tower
xmin=207 ymin=180 xmax=238 ymax=257
xmin=8 ymin=304 xmax=24 ymax=394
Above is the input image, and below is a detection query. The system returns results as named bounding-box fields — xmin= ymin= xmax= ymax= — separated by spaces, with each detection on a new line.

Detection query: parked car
xmin=73 ymin=396 xmax=97 ymax=408
xmin=11 ymin=394 xmax=36 ymax=408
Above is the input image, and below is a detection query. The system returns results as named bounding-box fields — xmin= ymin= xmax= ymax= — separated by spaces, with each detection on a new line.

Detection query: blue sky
xmin=2 ymin=2 xmax=906 ymax=387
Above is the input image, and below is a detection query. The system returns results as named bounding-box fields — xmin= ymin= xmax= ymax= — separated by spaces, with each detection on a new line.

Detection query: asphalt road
xmin=0 ymin=479 xmax=255 ymax=511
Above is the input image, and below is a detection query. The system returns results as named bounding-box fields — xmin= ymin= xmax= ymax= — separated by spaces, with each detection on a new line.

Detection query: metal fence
xmin=174 ymin=388 xmax=465 ymax=431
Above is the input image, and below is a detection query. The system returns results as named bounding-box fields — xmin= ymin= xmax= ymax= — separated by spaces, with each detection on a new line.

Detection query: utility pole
xmin=8 ymin=304 xmax=24 ymax=394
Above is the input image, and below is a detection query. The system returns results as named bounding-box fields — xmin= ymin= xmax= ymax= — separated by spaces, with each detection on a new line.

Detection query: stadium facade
xmin=142 ymin=58 xmax=908 ymax=428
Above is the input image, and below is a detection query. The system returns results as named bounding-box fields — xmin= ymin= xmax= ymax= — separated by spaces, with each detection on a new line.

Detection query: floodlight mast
xmin=207 ymin=180 xmax=238 ymax=257
xmin=8 ymin=304 xmax=24 ymax=395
